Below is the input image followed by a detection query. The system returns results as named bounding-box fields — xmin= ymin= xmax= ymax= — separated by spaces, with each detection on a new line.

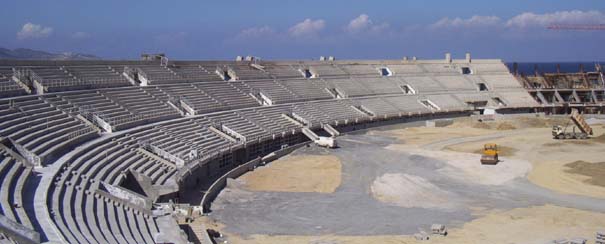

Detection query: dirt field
xmin=444 ymin=121 xmax=605 ymax=198
xmin=565 ymin=161 xmax=605 ymax=187
xmin=371 ymin=173 xmax=456 ymax=209
xmin=210 ymin=205 xmax=605 ymax=244
xmin=368 ymin=125 xmax=492 ymax=146
xmin=239 ymin=154 xmax=342 ymax=193
xmin=204 ymin=115 xmax=605 ymax=244
xmin=431 ymin=204 xmax=605 ymax=244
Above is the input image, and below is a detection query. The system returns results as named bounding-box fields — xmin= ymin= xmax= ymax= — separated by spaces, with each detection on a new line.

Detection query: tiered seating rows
xmin=0 ymin=68 xmax=27 ymax=98
xmin=49 ymin=132 xmax=175 ymax=244
xmin=0 ymin=96 xmax=99 ymax=165
xmin=228 ymin=65 xmax=272 ymax=80
xmin=135 ymin=119 xmax=233 ymax=161
xmin=0 ymin=150 xmax=33 ymax=229
xmin=54 ymin=87 xmax=180 ymax=130
xmin=30 ymin=66 xmax=130 ymax=92
xmin=169 ymin=64 xmax=220 ymax=81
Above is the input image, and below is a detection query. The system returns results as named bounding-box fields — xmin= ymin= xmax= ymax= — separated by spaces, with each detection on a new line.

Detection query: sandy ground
xmin=566 ymin=161 xmax=605 ymax=187
xmin=368 ymin=125 xmax=493 ymax=146
xmin=203 ymin=116 xmax=605 ymax=244
xmin=444 ymin=124 xmax=605 ymax=198
xmin=371 ymin=173 xmax=456 ymax=210
xmin=398 ymin=147 xmax=532 ymax=186
xmin=431 ymin=204 xmax=605 ymax=244
xmin=209 ymin=205 xmax=605 ymax=244
xmin=239 ymin=154 xmax=342 ymax=193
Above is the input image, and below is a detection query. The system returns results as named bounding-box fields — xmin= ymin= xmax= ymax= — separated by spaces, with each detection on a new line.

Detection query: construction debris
xmin=547 ymin=239 xmax=568 ymax=244
xmin=430 ymin=224 xmax=448 ymax=236
xmin=597 ymin=231 xmax=605 ymax=244
xmin=547 ymin=237 xmax=587 ymax=244
xmin=569 ymin=237 xmax=587 ymax=244
xmin=413 ymin=231 xmax=430 ymax=241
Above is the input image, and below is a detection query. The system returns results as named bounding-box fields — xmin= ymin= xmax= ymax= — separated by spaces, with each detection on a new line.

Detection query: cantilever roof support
xmin=554 ymin=90 xmax=565 ymax=103
xmin=535 ymin=91 xmax=549 ymax=105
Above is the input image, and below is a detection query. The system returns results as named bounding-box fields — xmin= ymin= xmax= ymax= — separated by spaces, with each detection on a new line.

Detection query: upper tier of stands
xmin=0 ymin=68 xmax=28 ymax=98
xmin=49 ymin=87 xmax=180 ymax=132
xmin=0 ymin=59 xmax=523 ymax=97
xmin=168 ymin=64 xmax=221 ymax=81
xmin=0 ymin=96 xmax=99 ymax=165
xmin=27 ymin=65 xmax=130 ymax=94
xmin=0 ymin=59 xmax=535 ymax=166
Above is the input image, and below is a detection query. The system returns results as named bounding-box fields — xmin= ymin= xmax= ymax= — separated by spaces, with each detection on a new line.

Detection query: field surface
xmin=204 ymin=116 xmax=605 ymax=244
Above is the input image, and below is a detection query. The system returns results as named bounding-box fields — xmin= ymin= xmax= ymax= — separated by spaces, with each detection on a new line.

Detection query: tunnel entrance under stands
xmin=303 ymin=69 xmax=314 ymax=79
xmin=400 ymin=85 xmax=416 ymax=94
xmin=222 ymin=71 xmax=232 ymax=81
xmin=461 ymin=67 xmax=472 ymax=75
xmin=419 ymin=99 xmax=439 ymax=111
xmin=492 ymin=97 xmax=507 ymax=106
xmin=380 ymin=67 xmax=392 ymax=77
xmin=477 ymin=83 xmax=489 ymax=91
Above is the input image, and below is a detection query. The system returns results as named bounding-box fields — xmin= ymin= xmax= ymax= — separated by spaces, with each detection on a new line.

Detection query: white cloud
xmin=71 ymin=32 xmax=90 ymax=39
xmin=506 ymin=10 xmax=605 ymax=28
xmin=17 ymin=22 xmax=53 ymax=40
xmin=237 ymin=26 xmax=275 ymax=38
xmin=431 ymin=15 xmax=502 ymax=29
xmin=347 ymin=14 xmax=372 ymax=32
xmin=371 ymin=22 xmax=390 ymax=32
xmin=288 ymin=18 xmax=325 ymax=37
xmin=346 ymin=14 xmax=390 ymax=33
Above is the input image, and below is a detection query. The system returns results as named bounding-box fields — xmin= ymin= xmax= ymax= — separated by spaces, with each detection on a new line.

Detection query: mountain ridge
xmin=0 ymin=47 xmax=101 ymax=60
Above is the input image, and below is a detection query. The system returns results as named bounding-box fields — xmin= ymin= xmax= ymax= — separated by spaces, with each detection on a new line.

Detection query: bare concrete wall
xmin=201 ymin=141 xmax=311 ymax=213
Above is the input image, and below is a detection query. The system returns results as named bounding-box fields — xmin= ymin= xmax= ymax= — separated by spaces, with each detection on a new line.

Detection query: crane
xmin=547 ymin=24 xmax=605 ymax=31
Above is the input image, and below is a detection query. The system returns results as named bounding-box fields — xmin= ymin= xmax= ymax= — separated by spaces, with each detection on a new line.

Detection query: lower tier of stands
xmin=0 ymin=147 xmax=39 ymax=243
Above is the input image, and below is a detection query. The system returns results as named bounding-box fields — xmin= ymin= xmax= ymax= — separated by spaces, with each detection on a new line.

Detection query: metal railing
xmin=27 ymin=68 xmax=125 ymax=89
xmin=0 ymin=83 xmax=22 ymax=92
xmin=45 ymin=77 xmax=127 ymax=88
xmin=13 ymin=68 xmax=30 ymax=81
xmin=136 ymin=67 xmax=148 ymax=81
xmin=67 ymin=126 xmax=96 ymax=140
xmin=180 ymin=96 xmax=196 ymax=108
xmin=28 ymin=69 xmax=44 ymax=83
xmin=99 ymin=110 xmax=178 ymax=127
xmin=136 ymin=67 xmax=179 ymax=82
xmin=123 ymin=66 xmax=136 ymax=77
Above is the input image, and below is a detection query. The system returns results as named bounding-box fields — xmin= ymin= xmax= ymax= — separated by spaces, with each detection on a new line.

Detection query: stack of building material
xmin=596 ymin=231 xmax=605 ymax=244
xmin=430 ymin=224 xmax=448 ymax=236
xmin=413 ymin=231 xmax=429 ymax=241
xmin=568 ymin=237 xmax=587 ymax=244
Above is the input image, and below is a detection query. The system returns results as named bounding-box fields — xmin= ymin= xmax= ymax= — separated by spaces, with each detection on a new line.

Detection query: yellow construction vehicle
xmin=480 ymin=143 xmax=499 ymax=165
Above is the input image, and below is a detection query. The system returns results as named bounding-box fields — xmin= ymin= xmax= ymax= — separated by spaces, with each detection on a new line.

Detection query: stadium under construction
xmin=0 ymin=53 xmax=604 ymax=244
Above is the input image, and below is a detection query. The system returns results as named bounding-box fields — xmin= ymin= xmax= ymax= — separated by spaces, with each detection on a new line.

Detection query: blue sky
xmin=1 ymin=0 xmax=604 ymax=61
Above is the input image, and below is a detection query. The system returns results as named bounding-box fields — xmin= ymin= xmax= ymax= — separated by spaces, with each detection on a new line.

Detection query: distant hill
xmin=0 ymin=48 xmax=101 ymax=60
